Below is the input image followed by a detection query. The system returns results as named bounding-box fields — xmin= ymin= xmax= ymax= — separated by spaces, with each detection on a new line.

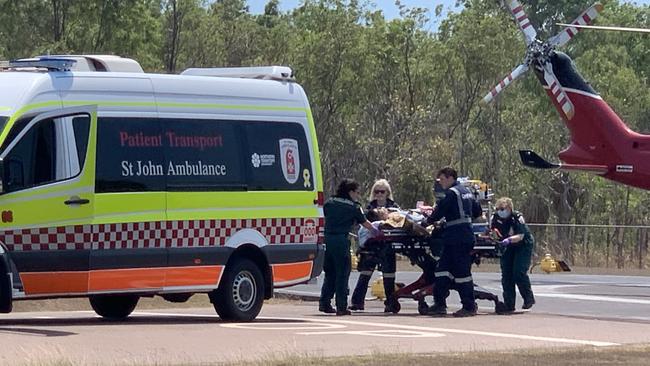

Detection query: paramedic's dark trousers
xmin=500 ymin=240 xmax=535 ymax=310
xmin=320 ymin=234 xmax=351 ymax=311
xmin=351 ymin=246 xmax=396 ymax=307
xmin=433 ymin=240 xmax=475 ymax=310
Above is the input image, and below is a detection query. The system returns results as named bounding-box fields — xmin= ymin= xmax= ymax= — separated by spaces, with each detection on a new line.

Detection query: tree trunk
xmin=165 ymin=0 xmax=182 ymax=73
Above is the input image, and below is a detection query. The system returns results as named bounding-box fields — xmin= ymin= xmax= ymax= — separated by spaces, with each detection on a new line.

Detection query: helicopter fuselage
xmin=534 ymin=52 xmax=650 ymax=190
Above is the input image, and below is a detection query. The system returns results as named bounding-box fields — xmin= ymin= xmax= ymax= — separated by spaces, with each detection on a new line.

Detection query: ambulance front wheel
xmin=89 ymin=294 xmax=139 ymax=320
xmin=211 ymin=258 xmax=264 ymax=322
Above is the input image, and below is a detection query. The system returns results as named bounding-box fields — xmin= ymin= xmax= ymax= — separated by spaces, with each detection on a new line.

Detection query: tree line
xmin=0 ymin=0 xmax=648 ymax=268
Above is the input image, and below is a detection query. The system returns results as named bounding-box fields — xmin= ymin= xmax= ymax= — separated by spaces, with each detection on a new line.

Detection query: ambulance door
xmin=0 ymin=106 xmax=96 ymax=296
xmin=90 ymin=116 xmax=167 ymax=293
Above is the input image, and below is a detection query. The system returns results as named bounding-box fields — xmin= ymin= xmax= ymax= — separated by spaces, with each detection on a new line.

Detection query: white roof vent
xmin=181 ymin=66 xmax=294 ymax=81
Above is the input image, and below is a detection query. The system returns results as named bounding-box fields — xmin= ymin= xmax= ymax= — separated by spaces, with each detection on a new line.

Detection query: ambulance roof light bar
xmin=9 ymin=57 xmax=77 ymax=71
xmin=181 ymin=66 xmax=294 ymax=81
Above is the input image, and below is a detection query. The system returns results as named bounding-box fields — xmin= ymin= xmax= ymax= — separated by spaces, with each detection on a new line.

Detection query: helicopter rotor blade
xmin=556 ymin=23 xmax=650 ymax=33
xmin=482 ymin=63 xmax=529 ymax=104
xmin=542 ymin=62 xmax=575 ymax=120
xmin=506 ymin=0 xmax=538 ymax=45
xmin=549 ymin=3 xmax=604 ymax=47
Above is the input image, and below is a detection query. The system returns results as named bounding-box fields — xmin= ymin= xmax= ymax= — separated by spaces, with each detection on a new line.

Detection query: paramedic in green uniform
xmin=490 ymin=197 xmax=536 ymax=312
xmin=319 ymin=179 xmax=379 ymax=316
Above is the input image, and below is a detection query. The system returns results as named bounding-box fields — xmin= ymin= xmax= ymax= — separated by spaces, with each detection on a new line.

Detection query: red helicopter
xmin=483 ymin=1 xmax=650 ymax=191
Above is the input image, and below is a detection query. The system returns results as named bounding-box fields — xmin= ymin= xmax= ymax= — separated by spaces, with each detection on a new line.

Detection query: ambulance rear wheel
xmin=212 ymin=258 xmax=264 ymax=322
xmin=89 ymin=294 xmax=139 ymax=320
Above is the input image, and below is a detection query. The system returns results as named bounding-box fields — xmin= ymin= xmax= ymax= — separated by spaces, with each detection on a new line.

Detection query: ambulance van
xmin=0 ymin=56 xmax=324 ymax=321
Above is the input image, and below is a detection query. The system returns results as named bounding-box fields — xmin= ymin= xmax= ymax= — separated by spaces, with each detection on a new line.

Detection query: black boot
xmin=383 ymin=297 xmax=400 ymax=313
xmin=453 ymin=307 xmax=477 ymax=317
xmin=522 ymin=299 xmax=535 ymax=309
xmin=319 ymin=303 xmax=336 ymax=314
xmin=428 ymin=304 xmax=447 ymax=316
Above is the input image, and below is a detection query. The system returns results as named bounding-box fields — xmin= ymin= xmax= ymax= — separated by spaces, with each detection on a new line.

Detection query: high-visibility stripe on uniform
xmin=445 ymin=187 xmax=472 ymax=227
xmin=434 ymin=271 xmax=454 ymax=279
xmin=383 ymin=273 xmax=396 ymax=278
xmin=454 ymin=276 xmax=473 ymax=284
xmin=360 ymin=271 xmax=373 ymax=276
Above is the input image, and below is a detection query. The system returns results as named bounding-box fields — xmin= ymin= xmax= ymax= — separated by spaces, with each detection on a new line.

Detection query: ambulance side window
xmin=243 ymin=121 xmax=313 ymax=191
xmin=162 ymin=119 xmax=245 ymax=191
xmin=1 ymin=114 xmax=90 ymax=193
xmin=96 ymin=117 xmax=165 ymax=193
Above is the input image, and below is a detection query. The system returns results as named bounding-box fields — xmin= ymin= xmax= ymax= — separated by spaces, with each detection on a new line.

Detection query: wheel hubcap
xmin=232 ymin=270 xmax=256 ymax=311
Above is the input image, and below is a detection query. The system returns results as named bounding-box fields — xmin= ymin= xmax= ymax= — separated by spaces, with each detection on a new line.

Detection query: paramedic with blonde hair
xmin=367 ymin=179 xmax=399 ymax=210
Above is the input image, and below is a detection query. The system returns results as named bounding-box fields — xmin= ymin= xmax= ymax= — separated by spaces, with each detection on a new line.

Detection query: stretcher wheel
xmin=418 ymin=300 xmax=429 ymax=315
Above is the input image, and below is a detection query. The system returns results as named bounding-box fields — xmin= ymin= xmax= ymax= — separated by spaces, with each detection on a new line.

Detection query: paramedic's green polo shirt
xmin=324 ymin=197 xmax=366 ymax=235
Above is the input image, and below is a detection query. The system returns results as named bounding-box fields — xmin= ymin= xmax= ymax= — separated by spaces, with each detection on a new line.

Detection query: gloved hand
xmin=500 ymin=238 xmax=511 ymax=246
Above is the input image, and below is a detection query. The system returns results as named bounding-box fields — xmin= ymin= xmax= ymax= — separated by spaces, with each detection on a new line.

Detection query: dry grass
xmin=231 ymin=344 xmax=650 ymax=366
xmin=15 ymin=344 xmax=650 ymax=366
xmin=28 ymin=345 xmax=649 ymax=366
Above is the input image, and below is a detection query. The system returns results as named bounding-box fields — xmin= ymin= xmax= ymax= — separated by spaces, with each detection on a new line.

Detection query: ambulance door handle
xmin=64 ymin=196 xmax=90 ymax=205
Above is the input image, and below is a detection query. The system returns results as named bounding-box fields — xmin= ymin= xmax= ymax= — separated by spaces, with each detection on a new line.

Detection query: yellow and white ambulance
xmin=0 ymin=56 xmax=324 ymax=321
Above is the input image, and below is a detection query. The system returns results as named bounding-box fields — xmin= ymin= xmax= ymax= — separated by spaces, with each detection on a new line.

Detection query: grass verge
xmin=232 ymin=344 xmax=650 ymax=366
xmin=18 ymin=344 xmax=650 ymax=366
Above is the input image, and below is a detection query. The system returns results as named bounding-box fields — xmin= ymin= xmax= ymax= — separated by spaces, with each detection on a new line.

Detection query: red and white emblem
xmin=279 ymin=138 xmax=300 ymax=184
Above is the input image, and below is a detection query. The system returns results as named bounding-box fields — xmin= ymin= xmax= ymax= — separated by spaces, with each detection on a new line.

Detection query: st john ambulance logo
xmin=279 ymin=138 xmax=300 ymax=184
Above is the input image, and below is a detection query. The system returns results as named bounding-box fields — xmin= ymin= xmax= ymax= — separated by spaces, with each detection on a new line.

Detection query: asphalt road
xmin=279 ymin=271 xmax=650 ymax=323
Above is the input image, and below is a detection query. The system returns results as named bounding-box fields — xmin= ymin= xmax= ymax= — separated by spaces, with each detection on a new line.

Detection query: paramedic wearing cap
xmin=320 ymin=179 xmax=379 ymax=316
xmin=491 ymin=197 xmax=536 ymax=312
xmin=426 ymin=166 xmax=482 ymax=317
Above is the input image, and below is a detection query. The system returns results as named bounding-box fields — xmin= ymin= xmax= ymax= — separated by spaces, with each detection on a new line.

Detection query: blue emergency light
xmin=9 ymin=57 xmax=77 ymax=71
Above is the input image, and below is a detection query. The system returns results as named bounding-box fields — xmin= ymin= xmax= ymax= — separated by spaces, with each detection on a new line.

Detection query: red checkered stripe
xmin=1 ymin=218 xmax=322 ymax=252
xmin=0 ymin=225 xmax=93 ymax=251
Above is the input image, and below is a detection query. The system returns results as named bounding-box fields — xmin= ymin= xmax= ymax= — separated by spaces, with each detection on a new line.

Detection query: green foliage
xmin=0 ymin=0 xmax=647 ymax=267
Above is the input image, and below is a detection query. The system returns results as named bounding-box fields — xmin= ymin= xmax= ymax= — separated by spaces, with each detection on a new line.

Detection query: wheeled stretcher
xmin=361 ymin=227 xmax=508 ymax=315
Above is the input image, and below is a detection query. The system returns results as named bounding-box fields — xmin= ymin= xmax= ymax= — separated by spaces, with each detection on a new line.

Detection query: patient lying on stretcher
xmin=358 ymin=208 xmax=429 ymax=247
